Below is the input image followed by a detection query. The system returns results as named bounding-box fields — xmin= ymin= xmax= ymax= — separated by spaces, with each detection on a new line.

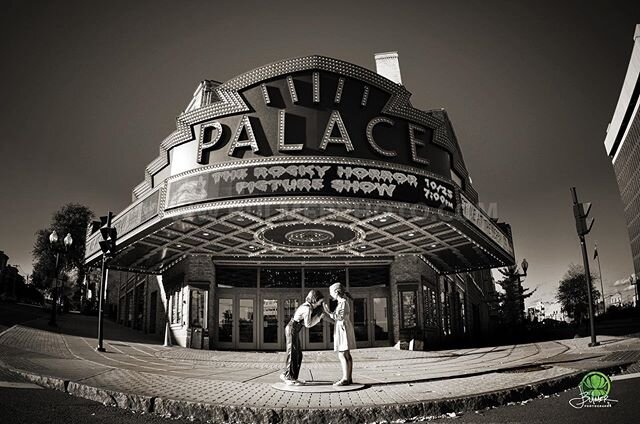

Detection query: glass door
xmin=217 ymin=297 xmax=234 ymax=349
xmin=237 ymin=297 xmax=256 ymax=349
xmin=353 ymin=297 xmax=369 ymax=348
xmin=372 ymin=297 xmax=389 ymax=346
xmin=261 ymin=297 xmax=280 ymax=350
xmin=259 ymin=294 xmax=303 ymax=350
xmin=349 ymin=289 xmax=391 ymax=348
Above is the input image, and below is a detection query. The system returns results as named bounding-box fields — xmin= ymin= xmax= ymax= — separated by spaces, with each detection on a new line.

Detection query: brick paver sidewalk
xmin=1 ymin=313 xmax=638 ymax=423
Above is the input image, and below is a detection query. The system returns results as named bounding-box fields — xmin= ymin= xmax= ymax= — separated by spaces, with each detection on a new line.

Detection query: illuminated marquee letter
xmin=366 ymin=117 xmax=397 ymax=157
xmin=408 ymin=123 xmax=430 ymax=165
xmin=278 ymin=110 xmax=303 ymax=151
xmin=228 ymin=115 xmax=260 ymax=157
xmin=320 ymin=110 xmax=354 ymax=152
xmin=197 ymin=121 xmax=223 ymax=164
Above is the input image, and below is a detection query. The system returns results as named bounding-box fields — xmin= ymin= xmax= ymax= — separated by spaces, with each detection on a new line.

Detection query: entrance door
xmin=217 ymin=296 xmax=234 ymax=349
xmin=216 ymin=292 xmax=257 ymax=349
xmin=371 ymin=296 xmax=389 ymax=346
xmin=259 ymin=292 xmax=302 ymax=350
xmin=237 ymin=296 xmax=256 ymax=349
xmin=261 ymin=296 xmax=280 ymax=350
xmin=353 ymin=297 xmax=369 ymax=348
xmin=349 ymin=290 xmax=391 ymax=348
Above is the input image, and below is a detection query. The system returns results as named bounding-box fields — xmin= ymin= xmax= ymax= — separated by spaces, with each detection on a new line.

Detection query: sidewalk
xmin=1 ymin=314 xmax=639 ymax=423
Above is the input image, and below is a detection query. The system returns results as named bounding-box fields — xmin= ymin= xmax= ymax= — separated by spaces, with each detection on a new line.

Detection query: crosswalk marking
xmin=610 ymin=372 xmax=640 ymax=381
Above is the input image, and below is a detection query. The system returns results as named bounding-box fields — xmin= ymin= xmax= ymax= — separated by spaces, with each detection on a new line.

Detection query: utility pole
xmin=571 ymin=187 xmax=599 ymax=347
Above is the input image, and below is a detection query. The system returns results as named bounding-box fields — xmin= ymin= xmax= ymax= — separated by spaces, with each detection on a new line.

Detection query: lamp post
xmin=48 ymin=231 xmax=73 ymax=327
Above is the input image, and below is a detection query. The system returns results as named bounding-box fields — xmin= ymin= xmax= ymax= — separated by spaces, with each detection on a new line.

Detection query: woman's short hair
xmin=305 ymin=289 xmax=324 ymax=304
xmin=329 ymin=283 xmax=353 ymax=299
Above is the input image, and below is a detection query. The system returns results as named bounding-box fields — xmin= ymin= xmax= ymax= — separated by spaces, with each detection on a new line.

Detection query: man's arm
xmin=303 ymin=305 xmax=323 ymax=328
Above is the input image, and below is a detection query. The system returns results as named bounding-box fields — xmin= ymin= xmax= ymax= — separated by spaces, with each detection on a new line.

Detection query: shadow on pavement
xmin=1 ymin=301 xmax=161 ymax=345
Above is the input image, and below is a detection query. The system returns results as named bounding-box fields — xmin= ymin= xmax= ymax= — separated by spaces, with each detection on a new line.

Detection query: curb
xmin=0 ymin=361 xmax=633 ymax=423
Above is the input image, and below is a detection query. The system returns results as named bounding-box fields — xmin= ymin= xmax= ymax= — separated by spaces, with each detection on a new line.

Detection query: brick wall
xmin=389 ymin=255 xmax=440 ymax=347
xmin=160 ymin=255 xmax=216 ymax=348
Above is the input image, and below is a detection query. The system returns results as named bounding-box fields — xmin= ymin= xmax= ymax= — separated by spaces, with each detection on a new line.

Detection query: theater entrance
xmin=214 ymin=265 xmax=391 ymax=350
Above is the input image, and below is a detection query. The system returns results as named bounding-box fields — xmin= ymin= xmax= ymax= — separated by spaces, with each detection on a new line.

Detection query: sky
xmin=1 ymin=0 xmax=639 ymax=306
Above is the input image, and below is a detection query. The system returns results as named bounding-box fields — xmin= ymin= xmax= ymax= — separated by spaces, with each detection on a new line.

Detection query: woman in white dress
xmin=323 ymin=282 xmax=356 ymax=385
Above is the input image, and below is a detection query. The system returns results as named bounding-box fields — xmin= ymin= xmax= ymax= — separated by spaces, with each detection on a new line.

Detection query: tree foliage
xmin=557 ymin=264 xmax=600 ymax=325
xmin=495 ymin=265 xmax=536 ymax=326
xmin=31 ymin=203 xmax=94 ymax=292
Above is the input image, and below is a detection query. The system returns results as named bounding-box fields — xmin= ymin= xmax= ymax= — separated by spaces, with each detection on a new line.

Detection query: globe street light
xmin=521 ymin=258 xmax=528 ymax=276
xmin=48 ymin=230 xmax=73 ymax=327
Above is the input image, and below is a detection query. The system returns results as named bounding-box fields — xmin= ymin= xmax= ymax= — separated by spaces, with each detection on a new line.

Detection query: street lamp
xmin=48 ymin=230 xmax=72 ymax=327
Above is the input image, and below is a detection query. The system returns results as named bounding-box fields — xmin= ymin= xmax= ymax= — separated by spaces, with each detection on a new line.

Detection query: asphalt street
xmin=1 ymin=369 xmax=639 ymax=424
xmin=0 ymin=301 xmax=47 ymax=333
xmin=2 ymin=302 xmax=640 ymax=423
xmin=0 ymin=370 xmax=193 ymax=424
xmin=431 ymin=373 xmax=640 ymax=423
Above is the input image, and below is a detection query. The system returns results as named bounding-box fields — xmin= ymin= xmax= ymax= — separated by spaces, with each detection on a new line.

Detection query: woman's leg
xmin=344 ymin=350 xmax=353 ymax=382
xmin=337 ymin=351 xmax=348 ymax=381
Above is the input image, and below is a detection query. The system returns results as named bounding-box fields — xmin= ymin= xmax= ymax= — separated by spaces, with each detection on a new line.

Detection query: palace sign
xmin=193 ymin=71 xmax=453 ymax=178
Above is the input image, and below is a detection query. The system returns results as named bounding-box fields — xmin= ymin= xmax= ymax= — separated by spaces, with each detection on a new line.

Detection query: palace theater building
xmin=85 ymin=53 xmax=515 ymax=350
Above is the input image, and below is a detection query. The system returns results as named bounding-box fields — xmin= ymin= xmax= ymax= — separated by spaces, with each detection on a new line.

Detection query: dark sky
xmin=1 ymin=0 xmax=639 ymax=305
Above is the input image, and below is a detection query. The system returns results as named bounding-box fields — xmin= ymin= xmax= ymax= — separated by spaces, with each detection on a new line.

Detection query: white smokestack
xmin=374 ymin=51 xmax=402 ymax=85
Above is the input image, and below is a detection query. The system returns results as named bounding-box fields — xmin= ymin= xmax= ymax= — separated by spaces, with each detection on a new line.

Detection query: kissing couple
xmin=279 ymin=283 xmax=356 ymax=386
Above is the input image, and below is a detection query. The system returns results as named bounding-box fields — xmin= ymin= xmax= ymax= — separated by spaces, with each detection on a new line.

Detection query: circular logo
xmin=256 ymin=222 xmax=363 ymax=250
xmin=579 ymin=371 xmax=611 ymax=399
xmin=285 ymin=229 xmax=335 ymax=244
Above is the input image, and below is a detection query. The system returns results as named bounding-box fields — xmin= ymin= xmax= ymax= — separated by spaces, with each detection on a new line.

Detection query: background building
xmin=527 ymin=300 xmax=567 ymax=323
xmin=604 ymin=24 xmax=640 ymax=280
xmin=0 ymin=250 xmax=26 ymax=300
xmin=87 ymin=54 xmax=514 ymax=351
xmin=611 ymin=276 xmax=639 ymax=307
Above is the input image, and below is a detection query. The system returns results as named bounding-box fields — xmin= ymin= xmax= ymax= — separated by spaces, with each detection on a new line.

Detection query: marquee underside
xmin=97 ymin=200 xmax=512 ymax=275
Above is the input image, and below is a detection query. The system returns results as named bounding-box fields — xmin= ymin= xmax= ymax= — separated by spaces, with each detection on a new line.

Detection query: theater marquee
xmin=85 ymin=55 xmax=514 ymax=273
xmin=165 ymin=160 xmax=456 ymax=213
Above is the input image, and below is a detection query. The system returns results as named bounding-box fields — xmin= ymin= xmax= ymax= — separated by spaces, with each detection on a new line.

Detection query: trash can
xmin=190 ymin=326 xmax=204 ymax=349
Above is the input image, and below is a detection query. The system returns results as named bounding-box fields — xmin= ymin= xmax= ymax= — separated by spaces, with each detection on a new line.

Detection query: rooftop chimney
xmin=374 ymin=51 xmax=402 ymax=85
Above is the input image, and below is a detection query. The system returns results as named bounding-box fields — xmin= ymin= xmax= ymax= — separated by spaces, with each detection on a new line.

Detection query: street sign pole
xmin=97 ymin=254 xmax=108 ymax=352
xmin=571 ymin=187 xmax=599 ymax=347
xmin=96 ymin=211 xmax=115 ymax=352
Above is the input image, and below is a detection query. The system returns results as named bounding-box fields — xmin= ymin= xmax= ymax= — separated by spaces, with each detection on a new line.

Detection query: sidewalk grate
xmin=599 ymin=350 xmax=640 ymax=363
xmin=109 ymin=343 xmax=131 ymax=347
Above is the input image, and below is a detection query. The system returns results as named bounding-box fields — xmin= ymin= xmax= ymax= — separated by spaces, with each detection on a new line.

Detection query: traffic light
xmin=573 ymin=201 xmax=594 ymax=236
xmin=98 ymin=212 xmax=118 ymax=257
